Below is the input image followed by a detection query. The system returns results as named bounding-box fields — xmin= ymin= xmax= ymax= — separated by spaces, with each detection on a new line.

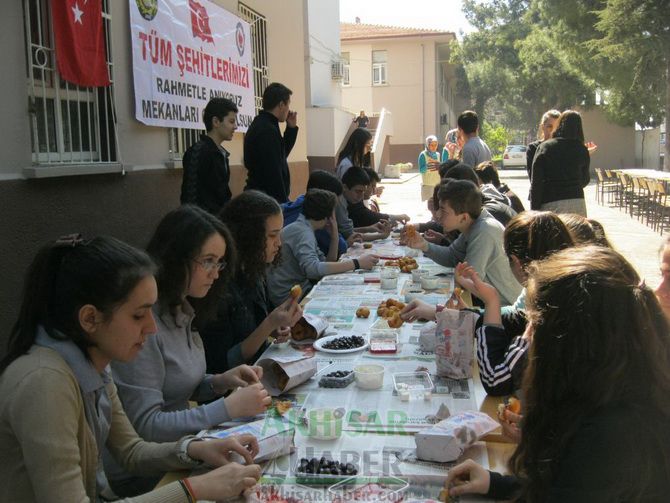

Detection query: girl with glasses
xmin=106 ymin=205 xmax=271 ymax=496
xmin=0 ymin=235 xmax=261 ymax=502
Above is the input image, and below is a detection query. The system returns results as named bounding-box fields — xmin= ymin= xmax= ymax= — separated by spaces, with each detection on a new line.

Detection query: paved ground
xmin=375 ymin=169 xmax=664 ymax=288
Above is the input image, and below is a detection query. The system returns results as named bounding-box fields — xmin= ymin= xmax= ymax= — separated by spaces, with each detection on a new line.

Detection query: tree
xmin=539 ymin=0 xmax=670 ymax=169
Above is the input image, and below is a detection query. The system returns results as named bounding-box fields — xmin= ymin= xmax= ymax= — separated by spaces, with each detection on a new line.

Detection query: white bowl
xmin=420 ymin=276 xmax=439 ymax=290
xmin=354 ymin=364 xmax=385 ymax=390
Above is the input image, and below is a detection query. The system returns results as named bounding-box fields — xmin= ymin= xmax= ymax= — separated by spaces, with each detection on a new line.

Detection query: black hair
xmin=457 ymin=110 xmax=479 ymax=135
xmin=303 ymin=189 xmax=337 ymax=220
xmin=203 ymin=98 xmax=238 ymax=131
xmin=1 ymin=236 xmax=155 ymax=373
xmin=363 ymin=167 xmax=381 ymax=184
xmin=307 ymin=170 xmax=343 ymax=196
xmin=475 ymin=161 xmax=501 ymax=187
xmin=342 ymin=166 xmax=370 ymax=189
xmin=553 ymin=110 xmax=585 ymax=143
xmin=337 ymin=128 xmax=373 ymax=168
xmin=220 ymin=191 xmax=282 ymax=284
xmin=441 ymin=163 xmax=479 ymax=186
xmin=147 ymin=205 xmax=236 ymax=325
xmin=438 ymin=159 xmax=460 ymax=179
xmin=262 ymin=82 xmax=292 ymax=110
xmin=438 ymin=179 xmax=482 ymax=219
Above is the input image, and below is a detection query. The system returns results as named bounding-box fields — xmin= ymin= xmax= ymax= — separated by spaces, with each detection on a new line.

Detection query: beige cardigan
xmin=0 ymin=346 xmax=191 ymax=502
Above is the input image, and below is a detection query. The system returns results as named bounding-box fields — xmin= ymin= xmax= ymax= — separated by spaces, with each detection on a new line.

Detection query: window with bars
xmin=341 ymin=52 xmax=350 ymax=86
xmin=23 ymin=0 xmax=116 ymax=165
xmin=372 ymin=50 xmax=387 ymax=86
xmin=168 ymin=2 xmax=268 ymax=160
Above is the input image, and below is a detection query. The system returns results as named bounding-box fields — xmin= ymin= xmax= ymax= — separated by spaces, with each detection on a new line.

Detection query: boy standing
xmin=406 ymin=180 xmax=521 ymax=305
xmin=180 ymin=98 xmax=237 ymax=214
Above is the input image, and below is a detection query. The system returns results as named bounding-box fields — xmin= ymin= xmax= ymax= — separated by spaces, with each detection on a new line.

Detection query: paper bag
xmin=258 ymin=355 xmax=317 ymax=396
xmin=290 ymin=313 xmax=329 ymax=342
xmin=415 ymin=411 xmax=499 ymax=462
xmin=197 ymin=419 xmax=294 ymax=463
xmin=434 ymin=308 xmax=477 ymax=378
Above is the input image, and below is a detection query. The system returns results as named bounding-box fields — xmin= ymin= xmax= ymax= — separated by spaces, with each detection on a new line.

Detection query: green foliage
xmin=481 ymin=122 xmax=512 ymax=157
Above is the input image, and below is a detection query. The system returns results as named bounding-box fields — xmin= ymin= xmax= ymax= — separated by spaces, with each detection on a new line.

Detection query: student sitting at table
xmin=0 ymin=235 xmax=262 ymax=503
xmin=282 ymin=170 xmax=350 ymax=254
xmin=406 ymin=180 xmax=522 ymax=305
xmin=655 ymin=236 xmax=670 ymax=323
xmin=267 ymin=188 xmax=379 ymax=306
xmin=347 ymin=166 xmax=410 ymax=228
xmin=403 ymin=211 xmax=574 ymax=396
xmin=339 ymin=166 xmax=393 ymax=242
xmin=107 ymin=206 xmax=271 ymax=496
xmin=444 ymin=246 xmax=670 ymax=501
xmin=200 ymin=191 xmax=303 ymax=374
xmin=558 ymin=213 xmax=612 ymax=248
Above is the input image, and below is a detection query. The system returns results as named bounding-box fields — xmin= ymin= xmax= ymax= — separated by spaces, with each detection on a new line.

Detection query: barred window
xmin=168 ymin=2 xmax=268 ymax=160
xmin=24 ymin=0 xmax=116 ymax=165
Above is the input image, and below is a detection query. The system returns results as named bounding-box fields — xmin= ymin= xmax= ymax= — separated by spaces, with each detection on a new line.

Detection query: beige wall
xmin=579 ymin=107 xmax=635 ymax=172
xmin=1 ymin=0 xmax=309 ymax=182
xmin=341 ymin=34 xmax=457 ymax=151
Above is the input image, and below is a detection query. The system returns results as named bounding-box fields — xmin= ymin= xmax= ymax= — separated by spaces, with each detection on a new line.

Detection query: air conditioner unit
xmin=331 ymin=60 xmax=345 ymax=81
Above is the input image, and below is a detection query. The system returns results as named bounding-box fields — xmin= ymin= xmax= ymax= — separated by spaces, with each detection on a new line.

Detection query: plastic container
xmin=293 ymin=454 xmax=358 ymax=486
xmin=420 ymin=275 xmax=439 ymax=290
xmin=411 ymin=268 xmax=427 ymax=283
xmin=354 ymin=364 xmax=385 ymax=390
xmin=328 ymin=475 xmax=409 ymax=502
xmin=380 ymin=267 xmax=400 ymax=290
xmin=319 ymin=370 xmax=355 ymax=388
xmin=393 ymin=371 xmax=434 ymax=401
xmin=305 ymin=407 xmax=344 ymax=440
xmin=369 ymin=331 xmax=398 ymax=354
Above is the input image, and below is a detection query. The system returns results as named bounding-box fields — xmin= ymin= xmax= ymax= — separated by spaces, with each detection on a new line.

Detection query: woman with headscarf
xmin=419 ymin=135 xmax=442 ymax=202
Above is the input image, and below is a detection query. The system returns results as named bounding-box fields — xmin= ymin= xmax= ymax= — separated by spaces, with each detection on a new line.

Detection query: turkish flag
xmin=51 ymin=0 xmax=110 ymax=87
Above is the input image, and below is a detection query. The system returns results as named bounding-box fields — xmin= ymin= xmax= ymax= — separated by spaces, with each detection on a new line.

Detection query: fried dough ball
xmin=355 ymin=307 xmax=370 ymax=319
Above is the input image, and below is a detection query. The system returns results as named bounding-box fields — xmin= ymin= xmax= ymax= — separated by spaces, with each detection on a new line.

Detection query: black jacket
xmin=180 ymin=135 xmax=232 ymax=214
xmin=347 ymin=201 xmax=390 ymax=228
xmin=200 ymin=275 xmax=270 ymax=374
xmin=243 ymin=111 xmax=298 ymax=203
xmin=530 ymin=138 xmax=590 ymax=210
xmin=486 ymin=404 xmax=670 ymax=501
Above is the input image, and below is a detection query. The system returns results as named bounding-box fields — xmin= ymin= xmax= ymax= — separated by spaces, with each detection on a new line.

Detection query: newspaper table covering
xmin=190 ymin=241 xmax=498 ymax=502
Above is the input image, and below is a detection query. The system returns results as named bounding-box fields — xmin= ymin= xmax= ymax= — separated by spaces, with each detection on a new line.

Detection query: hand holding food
xmin=377 ymin=298 xmax=406 ymax=327
xmin=215 ymin=364 xmax=262 ymax=391
xmin=290 ymin=284 xmax=302 ymax=299
xmin=358 ymin=253 xmax=379 ymax=270
xmin=188 ymin=463 xmax=262 ymax=501
xmin=400 ymin=299 xmax=437 ymax=322
xmin=187 ymin=433 xmax=259 ymax=466
xmin=225 ymin=383 xmax=271 ymax=418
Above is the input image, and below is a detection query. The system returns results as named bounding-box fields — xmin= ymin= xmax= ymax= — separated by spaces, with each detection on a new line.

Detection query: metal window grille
xmin=168 ymin=2 xmax=268 ymax=159
xmin=24 ymin=0 xmax=116 ymax=165
xmin=238 ymin=2 xmax=268 ymax=114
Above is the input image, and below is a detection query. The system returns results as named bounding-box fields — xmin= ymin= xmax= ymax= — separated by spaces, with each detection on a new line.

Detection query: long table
xmin=160 ymin=239 xmax=516 ymax=501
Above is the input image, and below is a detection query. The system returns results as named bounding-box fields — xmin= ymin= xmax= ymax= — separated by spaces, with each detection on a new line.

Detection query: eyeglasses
xmin=193 ymin=258 xmax=227 ymax=273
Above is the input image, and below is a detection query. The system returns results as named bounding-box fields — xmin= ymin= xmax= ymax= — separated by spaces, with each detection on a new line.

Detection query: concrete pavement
xmin=375 ymin=169 xmax=664 ymax=288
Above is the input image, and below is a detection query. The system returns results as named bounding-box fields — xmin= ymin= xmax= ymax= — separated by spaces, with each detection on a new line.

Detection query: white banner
xmin=129 ymin=0 xmax=255 ymax=131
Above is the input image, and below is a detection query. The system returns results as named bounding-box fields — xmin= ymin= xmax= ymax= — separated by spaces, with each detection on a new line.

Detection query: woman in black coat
xmin=529 ymin=110 xmax=590 ymax=216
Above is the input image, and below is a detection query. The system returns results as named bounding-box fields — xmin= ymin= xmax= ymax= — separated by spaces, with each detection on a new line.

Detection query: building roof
xmin=340 ymin=22 xmax=454 ymax=41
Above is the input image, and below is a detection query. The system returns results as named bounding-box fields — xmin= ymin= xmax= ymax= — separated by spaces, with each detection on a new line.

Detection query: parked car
xmin=501 ymin=145 xmax=527 ymax=169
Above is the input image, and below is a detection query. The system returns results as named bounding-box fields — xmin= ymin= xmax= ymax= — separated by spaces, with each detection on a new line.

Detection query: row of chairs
xmin=595 ymin=168 xmax=670 ymax=234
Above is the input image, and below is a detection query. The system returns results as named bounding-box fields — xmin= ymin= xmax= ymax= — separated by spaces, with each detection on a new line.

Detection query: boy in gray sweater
xmin=406 ymin=180 xmax=521 ymax=305
xmin=267 ymin=189 xmax=378 ymax=305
